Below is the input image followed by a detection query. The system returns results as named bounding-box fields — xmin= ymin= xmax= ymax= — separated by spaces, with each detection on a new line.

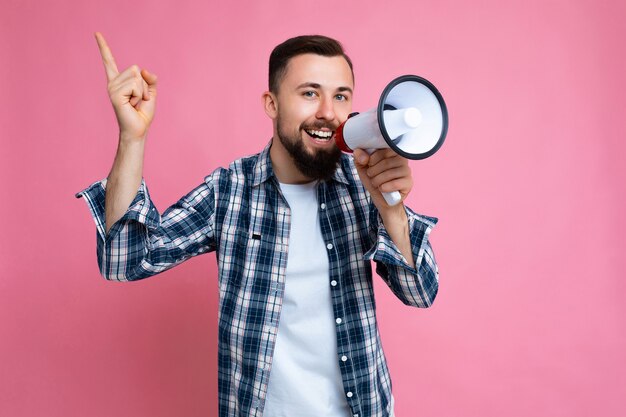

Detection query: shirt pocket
xmin=218 ymin=223 xmax=281 ymax=292
xmin=217 ymin=228 xmax=251 ymax=290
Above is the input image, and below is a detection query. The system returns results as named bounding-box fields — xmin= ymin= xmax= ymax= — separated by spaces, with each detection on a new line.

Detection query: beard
xmin=276 ymin=116 xmax=342 ymax=182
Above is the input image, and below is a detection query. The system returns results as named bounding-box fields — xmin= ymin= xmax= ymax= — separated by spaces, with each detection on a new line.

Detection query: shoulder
xmin=202 ymin=151 xmax=262 ymax=187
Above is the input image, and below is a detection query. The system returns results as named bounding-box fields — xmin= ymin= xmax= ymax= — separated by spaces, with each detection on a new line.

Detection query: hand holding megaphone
xmin=335 ymin=75 xmax=448 ymax=206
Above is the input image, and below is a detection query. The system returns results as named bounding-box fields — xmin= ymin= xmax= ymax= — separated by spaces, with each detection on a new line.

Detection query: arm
xmin=353 ymin=148 xmax=415 ymax=262
xmin=366 ymin=205 xmax=439 ymax=308
xmin=378 ymin=203 xmax=414 ymax=265
xmin=93 ymin=32 xmax=158 ymax=233
xmin=77 ymin=176 xmax=218 ymax=281
xmin=354 ymin=148 xmax=439 ymax=307
xmin=77 ymin=33 xmax=217 ymax=281
xmin=106 ymin=138 xmax=146 ymax=233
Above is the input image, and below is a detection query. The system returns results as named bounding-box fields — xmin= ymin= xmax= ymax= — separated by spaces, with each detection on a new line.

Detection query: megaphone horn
xmin=335 ymin=74 xmax=448 ymax=206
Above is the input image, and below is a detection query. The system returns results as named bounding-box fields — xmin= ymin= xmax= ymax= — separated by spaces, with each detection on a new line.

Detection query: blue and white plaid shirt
xmin=77 ymin=141 xmax=439 ymax=417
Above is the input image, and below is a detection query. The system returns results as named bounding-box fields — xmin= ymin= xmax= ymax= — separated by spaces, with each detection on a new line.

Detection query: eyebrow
xmin=296 ymin=82 xmax=353 ymax=95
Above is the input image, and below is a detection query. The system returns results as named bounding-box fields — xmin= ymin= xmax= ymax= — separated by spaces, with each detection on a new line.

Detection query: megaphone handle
xmin=382 ymin=191 xmax=402 ymax=206
xmin=365 ymin=148 xmax=403 ymax=207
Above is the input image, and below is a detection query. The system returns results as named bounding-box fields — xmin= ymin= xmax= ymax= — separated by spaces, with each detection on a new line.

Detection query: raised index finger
xmin=95 ymin=32 xmax=119 ymax=82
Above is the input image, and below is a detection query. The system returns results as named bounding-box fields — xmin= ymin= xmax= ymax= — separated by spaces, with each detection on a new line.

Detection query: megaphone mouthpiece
xmin=382 ymin=107 xmax=422 ymax=140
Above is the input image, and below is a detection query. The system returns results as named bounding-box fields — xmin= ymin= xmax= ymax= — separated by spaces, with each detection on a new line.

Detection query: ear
xmin=262 ymin=91 xmax=278 ymax=119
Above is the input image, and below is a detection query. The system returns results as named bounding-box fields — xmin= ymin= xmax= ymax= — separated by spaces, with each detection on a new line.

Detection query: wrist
xmin=379 ymin=203 xmax=408 ymax=227
xmin=119 ymin=131 xmax=147 ymax=144
xmin=379 ymin=201 xmax=406 ymax=218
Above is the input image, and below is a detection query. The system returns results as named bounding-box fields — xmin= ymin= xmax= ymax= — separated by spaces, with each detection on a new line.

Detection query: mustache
xmin=301 ymin=122 xmax=338 ymax=131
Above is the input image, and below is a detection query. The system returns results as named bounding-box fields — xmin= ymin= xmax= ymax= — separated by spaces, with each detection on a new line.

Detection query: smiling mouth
xmin=304 ymin=129 xmax=334 ymax=142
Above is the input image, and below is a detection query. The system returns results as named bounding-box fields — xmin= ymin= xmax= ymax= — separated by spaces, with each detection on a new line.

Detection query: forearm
xmin=369 ymin=205 xmax=439 ymax=308
xmin=105 ymin=135 xmax=145 ymax=233
xmin=379 ymin=204 xmax=414 ymax=266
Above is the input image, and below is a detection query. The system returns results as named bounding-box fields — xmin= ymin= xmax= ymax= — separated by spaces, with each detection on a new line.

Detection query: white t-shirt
xmin=263 ymin=181 xmax=351 ymax=417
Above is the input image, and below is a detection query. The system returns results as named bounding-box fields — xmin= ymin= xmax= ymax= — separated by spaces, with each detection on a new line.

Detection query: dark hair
xmin=268 ymin=35 xmax=354 ymax=93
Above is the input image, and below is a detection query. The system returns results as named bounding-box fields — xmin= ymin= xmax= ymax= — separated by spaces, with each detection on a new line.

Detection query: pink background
xmin=1 ymin=0 xmax=624 ymax=416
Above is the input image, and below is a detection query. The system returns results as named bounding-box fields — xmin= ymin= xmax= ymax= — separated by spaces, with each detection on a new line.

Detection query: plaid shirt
xmin=77 ymin=142 xmax=439 ymax=417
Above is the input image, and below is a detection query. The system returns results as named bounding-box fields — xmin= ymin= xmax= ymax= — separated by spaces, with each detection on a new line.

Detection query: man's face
xmin=272 ymin=53 xmax=354 ymax=181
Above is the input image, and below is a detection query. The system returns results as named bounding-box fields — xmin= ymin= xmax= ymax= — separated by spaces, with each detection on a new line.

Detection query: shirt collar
xmin=252 ymin=139 xmax=349 ymax=187
xmin=252 ymin=141 xmax=275 ymax=187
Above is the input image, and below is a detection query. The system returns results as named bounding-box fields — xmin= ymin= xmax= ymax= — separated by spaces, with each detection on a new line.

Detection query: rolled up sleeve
xmin=76 ymin=177 xmax=216 ymax=281
xmin=364 ymin=205 xmax=439 ymax=308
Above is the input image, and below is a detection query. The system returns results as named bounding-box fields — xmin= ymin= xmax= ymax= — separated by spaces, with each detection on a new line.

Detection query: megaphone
xmin=335 ymin=74 xmax=448 ymax=206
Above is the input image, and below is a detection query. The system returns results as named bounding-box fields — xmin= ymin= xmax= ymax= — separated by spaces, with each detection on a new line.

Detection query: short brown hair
xmin=268 ymin=35 xmax=354 ymax=93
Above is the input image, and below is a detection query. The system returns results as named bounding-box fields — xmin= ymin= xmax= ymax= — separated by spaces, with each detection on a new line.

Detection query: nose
xmin=315 ymin=95 xmax=336 ymax=121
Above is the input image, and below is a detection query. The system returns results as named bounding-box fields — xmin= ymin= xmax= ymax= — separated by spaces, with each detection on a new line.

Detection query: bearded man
xmin=78 ymin=33 xmax=439 ymax=417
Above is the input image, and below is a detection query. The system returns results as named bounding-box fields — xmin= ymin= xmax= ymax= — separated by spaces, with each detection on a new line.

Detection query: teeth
xmin=306 ymin=129 xmax=333 ymax=139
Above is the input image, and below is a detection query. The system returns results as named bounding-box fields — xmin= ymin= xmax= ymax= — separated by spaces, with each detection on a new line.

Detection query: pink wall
xmin=1 ymin=0 xmax=624 ymax=416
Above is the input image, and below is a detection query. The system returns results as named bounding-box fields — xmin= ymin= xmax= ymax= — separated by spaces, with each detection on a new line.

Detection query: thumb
xmin=353 ymin=149 xmax=369 ymax=167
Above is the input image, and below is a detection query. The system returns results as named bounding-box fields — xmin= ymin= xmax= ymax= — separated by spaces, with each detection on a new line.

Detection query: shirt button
xmin=321 ymin=203 xmax=326 ymax=209
xmin=327 ymin=243 xmax=333 ymax=250
xmin=336 ymin=318 xmax=342 ymax=324
xmin=346 ymin=391 xmax=353 ymax=398
xmin=341 ymin=355 xmax=348 ymax=362
xmin=353 ymin=414 xmax=359 ymax=417
xmin=330 ymin=280 xmax=337 ymax=287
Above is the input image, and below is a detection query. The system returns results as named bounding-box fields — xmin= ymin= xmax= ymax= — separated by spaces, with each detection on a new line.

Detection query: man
xmin=77 ymin=33 xmax=439 ymax=417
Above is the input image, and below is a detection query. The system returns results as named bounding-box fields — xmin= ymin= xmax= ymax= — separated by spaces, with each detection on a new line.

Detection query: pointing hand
xmin=95 ymin=32 xmax=158 ymax=141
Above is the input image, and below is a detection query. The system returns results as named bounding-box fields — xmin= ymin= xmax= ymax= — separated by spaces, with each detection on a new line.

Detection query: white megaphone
xmin=335 ymin=75 xmax=448 ymax=206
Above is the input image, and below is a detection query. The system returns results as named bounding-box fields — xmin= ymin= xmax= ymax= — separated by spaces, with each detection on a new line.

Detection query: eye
xmin=335 ymin=94 xmax=349 ymax=102
xmin=303 ymin=90 xmax=317 ymax=98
